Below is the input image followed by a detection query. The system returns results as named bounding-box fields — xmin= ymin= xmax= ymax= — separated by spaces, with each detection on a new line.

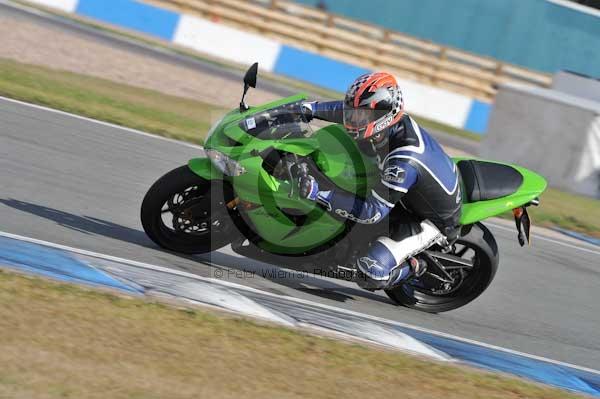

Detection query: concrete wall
xmin=481 ymin=83 xmax=600 ymax=198
xmin=553 ymin=71 xmax=600 ymax=103
xmin=294 ymin=0 xmax=600 ymax=77
xmin=25 ymin=0 xmax=492 ymax=134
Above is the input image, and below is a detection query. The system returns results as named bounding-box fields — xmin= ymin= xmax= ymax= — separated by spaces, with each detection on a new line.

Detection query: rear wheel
xmin=141 ymin=166 xmax=237 ymax=254
xmin=385 ymin=223 xmax=498 ymax=313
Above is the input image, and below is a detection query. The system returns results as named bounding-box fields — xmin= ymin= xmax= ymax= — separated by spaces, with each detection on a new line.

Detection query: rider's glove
xmin=299 ymin=174 xmax=333 ymax=211
xmin=299 ymin=175 xmax=319 ymax=201
xmin=300 ymin=102 xmax=314 ymax=122
xmin=283 ymin=102 xmax=314 ymax=123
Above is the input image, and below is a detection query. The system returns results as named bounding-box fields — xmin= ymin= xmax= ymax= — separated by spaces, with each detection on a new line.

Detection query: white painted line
xmin=0 ymin=96 xmax=204 ymax=150
xmin=1 ymin=95 xmax=597 ymax=256
xmin=332 ymin=319 xmax=452 ymax=361
xmin=1 ymin=230 xmax=599 ymax=376
xmin=157 ymin=281 xmax=296 ymax=327
xmin=486 ymin=221 xmax=600 ymax=256
xmin=296 ymin=322 xmax=452 ymax=361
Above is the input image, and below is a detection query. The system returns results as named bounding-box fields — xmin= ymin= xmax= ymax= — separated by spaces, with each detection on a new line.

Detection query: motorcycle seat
xmin=457 ymin=160 xmax=523 ymax=202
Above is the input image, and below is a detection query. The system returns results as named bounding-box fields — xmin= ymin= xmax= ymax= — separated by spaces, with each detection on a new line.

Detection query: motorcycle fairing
xmin=189 ymin=95 xmax=547 ymax=254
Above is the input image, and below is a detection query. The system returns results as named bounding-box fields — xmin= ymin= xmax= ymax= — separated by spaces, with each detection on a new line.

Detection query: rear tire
xmin=385 ymin=223 xmax=499 ymax=313
xmin=141 ymin=166 xmax=236 ymax=254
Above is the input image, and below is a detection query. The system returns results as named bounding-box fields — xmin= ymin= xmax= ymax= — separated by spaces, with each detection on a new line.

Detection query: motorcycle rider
xmin=297 ymin=72 xmax=462 ymax=290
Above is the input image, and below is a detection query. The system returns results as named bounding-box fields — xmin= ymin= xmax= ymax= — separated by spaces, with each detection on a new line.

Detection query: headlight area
xmin=205 ymin=149 xmax=247 ymax=176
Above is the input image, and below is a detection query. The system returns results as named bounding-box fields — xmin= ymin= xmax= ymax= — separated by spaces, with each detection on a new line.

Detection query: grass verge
xmin=0 ymin=58 xmax=225 ymax=144
xmin=1 ymin=57 xmax=598 ymax=237
xmin=0 ymin=269 xmax=585 ymax=399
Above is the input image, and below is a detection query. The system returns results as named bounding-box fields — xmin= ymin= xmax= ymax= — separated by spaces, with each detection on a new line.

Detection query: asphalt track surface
xmin=1 ymin=97 xmax=599 ymax=371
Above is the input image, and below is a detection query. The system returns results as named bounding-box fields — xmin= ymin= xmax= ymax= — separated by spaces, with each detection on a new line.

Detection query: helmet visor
xmin=343 ymin=104 xmax=389 ymax=130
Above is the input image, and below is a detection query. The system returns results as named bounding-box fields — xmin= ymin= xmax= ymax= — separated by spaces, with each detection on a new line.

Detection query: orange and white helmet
xmin=343 ymin=72 xmax=404 ymax=140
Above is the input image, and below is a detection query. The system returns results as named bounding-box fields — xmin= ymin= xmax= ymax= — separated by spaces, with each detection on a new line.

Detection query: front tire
xmin=385 ymin=223 xmax=499 ymax=313
xmin=141 ymin=166 xmax=236 ymax=254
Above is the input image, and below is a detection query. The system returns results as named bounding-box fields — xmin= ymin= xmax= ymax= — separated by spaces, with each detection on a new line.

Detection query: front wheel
xmin=141 ymin=166 xmax=237 ymax=254
xmin=385 ymin=223 xmax=499 ymax=313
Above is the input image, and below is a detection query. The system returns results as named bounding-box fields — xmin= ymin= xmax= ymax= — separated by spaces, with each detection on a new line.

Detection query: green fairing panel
xmin=234 ymin=124 xmax=379 ymax=253
xmin=188 ymin=158 xmax=223 ymax=180
xmin=187 ymin=154 xmax=343 ymax=254
xmin=246 ymin=206 xmax=345 ymax=254
xmin=230 ymin=148 xmax=347 ymax=253
xmin=201 ymin=104 xmax=351 ymax=253
xmin=204 ymin=94 xmax=309 ymax=150
xmin=313 ymin=124 xmax=380 ymax=194
xmin=454 ymin=157 xmax=548 ymax=225
xmin=199 ymin=99 xmax=378 ymax=254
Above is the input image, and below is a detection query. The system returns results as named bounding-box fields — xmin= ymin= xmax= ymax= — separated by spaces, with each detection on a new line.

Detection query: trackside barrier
xmin=153 ymin=0 xmax=551 ymax=100
xmin=24 ymin=0 xmax=492 ymax=133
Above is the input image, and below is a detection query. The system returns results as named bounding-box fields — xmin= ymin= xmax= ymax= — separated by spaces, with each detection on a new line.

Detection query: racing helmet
xmin=343 ymin=72 xmax=404 ymax=141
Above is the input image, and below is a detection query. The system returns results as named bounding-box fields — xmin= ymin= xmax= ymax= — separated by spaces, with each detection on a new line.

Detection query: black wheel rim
xmin=397 ymin=240 xmax=486 ymax=305
xmin=159 ymin=184 xmax=230 ymax=237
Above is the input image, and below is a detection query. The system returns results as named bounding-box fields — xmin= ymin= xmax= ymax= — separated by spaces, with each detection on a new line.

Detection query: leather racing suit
xmin=305 ymin=100 xmax=462 ymax=288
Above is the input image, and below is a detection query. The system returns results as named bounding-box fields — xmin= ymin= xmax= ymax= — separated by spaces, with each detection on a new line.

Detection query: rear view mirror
xmin=244 ymin=62 xmax=258 ymax=88
xmin=240 ymin=62 xmax=258 ymax=111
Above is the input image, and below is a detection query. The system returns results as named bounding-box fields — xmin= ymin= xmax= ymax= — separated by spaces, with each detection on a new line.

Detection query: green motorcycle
xmin=141 ymin=63 xmax=547 ymax=313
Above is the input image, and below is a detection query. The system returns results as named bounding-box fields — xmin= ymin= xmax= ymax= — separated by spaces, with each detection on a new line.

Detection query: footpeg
xmin=409 ymin=257 xmax=427 ymax=278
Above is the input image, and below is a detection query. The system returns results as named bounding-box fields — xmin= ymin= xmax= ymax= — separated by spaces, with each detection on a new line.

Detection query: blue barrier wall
xmin=273 ymin=45 xmax=371 ymax=92
xmin=465 ymin=100 xmax=492 ymax=133
xmin=293 ymin=0 xmax=600 ymax=77
xmin=76 ymin=0 xmax=180 ymax=40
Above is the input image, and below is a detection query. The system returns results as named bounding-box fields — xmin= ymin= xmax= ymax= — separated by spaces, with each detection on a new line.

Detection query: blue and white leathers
xmin=308 ymin=101 xmax=461 ymax=288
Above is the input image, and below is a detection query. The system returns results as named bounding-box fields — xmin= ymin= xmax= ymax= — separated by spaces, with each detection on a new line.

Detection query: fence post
xmin=432 ymin=46 xmax=447 ymax=85
xmin=494 ymin=62 xmax=504 ymax=90
xmin=201 ymin=0 xmax=217 ymax=21
xmin=374 ymin=29 xmax=390 ymax=61
xmin=383 ymin=29 xmax=391 ymax=42
xmin=326 ymin=13 xmax=334 ymax=27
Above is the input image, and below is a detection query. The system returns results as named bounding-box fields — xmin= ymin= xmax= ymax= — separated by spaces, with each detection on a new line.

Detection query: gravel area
xmin=0 ymin=10 xmax=281 ymax=109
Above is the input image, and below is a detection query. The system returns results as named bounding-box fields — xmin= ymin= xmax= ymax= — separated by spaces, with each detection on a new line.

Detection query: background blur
xmin=297 ymin=0 xmax=600 ymax=76
xmin=3 ymin=0 xmax=600 ymax=202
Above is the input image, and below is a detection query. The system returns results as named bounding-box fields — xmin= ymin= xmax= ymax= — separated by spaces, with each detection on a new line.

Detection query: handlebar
xmin=252 ymin=147 xmax=307 ymax=198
